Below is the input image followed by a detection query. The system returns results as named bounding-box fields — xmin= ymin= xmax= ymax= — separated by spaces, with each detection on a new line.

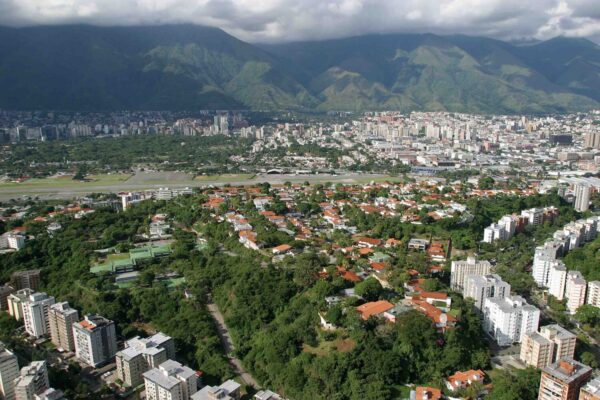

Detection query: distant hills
xmin=0 ymin=24 xmax=599 ymax=113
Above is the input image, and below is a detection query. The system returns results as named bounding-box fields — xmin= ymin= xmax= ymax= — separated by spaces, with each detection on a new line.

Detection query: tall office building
xmin=521 ymin=325 xmax=577 ymax=369
xmin=464 ymin=274 xmax=511 ymax=310
xmin=450 ymin=257 xmax=492 ymax=293
xmin=14 ymin=361 xmax=49 ymax=400
xmin=22 ymin=293 xmax=55 ymax=338
xmin=483 ymin=295 xmax=540 ymax=346
xmin=538 ymin=359 xmax=592 ymax=400
xmin=575 ymin=184 xmax=591 ymax=213
xmin=7 ymin=289 xmax=34 ymax=321
xmin=143 ymin=360 xmax=198 ymax=400
xmin=10 ymin=270 xmax=41 ymax=291
xmin=48 ymin=302 xmax=79 ymax=352
xmin=587 ymin=281 xmax=600 ymax=307
xmin=565 ymin=271 xmax=587 ymax=314
xmin=0 ymin=342 xmax=19 ymax=400
xmin=73 ymin=314 xmax=117 ymax=367
xmin=116 ymin=332 xmax=174 ymax=387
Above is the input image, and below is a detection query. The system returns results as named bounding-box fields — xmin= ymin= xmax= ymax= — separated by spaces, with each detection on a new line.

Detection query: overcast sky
xmin=0 ymin=0 xmax=599 ymax=44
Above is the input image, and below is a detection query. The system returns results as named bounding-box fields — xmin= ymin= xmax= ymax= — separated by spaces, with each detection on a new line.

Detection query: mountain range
xmin=0 ymin=24 xmax=599 ymax=113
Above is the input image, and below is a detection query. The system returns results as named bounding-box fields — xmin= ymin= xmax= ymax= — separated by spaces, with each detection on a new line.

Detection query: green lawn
xmin=302 ymin=337 xmax=356 ymax=356
xmin=0 ymin=173 xmax=132 ymax=188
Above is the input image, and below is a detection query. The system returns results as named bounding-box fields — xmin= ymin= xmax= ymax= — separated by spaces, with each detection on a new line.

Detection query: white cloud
xmin=0 ymin=0 xmax=598 ymax=43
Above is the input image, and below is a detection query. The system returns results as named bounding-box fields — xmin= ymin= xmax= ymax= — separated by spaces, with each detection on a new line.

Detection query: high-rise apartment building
xmin=73 ymin=314 xmax=117 ymax=367
xmin=22 ymin=293 xmax=55 ymax=338
xmin=548 ymin=262 xmax=567 ymax=300
xmin=116 ymin=333 xmax=175 ymax=387
xmin=48 ymin=302 xmax=79 ymax=352
xmin=192 ymin=380 xmax=241 ymax=400
xmin=538 ymin=359 xmax=592 ymax=400
xmin=565 ymin=271 xmax=587 ymax=314
xmin=14 ymin=361 xmax=49 ymax=400
xmin=143 ymin=360 xmax=198 ymax=400
xmin=450 ymin=257 xmax=492 ymax=293
xmin=587 ymin=281 xmax=600 ymax=307
xmin=532 ymin=242 xmax=563 ymax=287
xmin=483 ymin=295 xmax=540 ymax=346
xmin=10 ymin=270 xmax=41 ymax=291
xmin=0 ymin=285 xmax=15 ymax=310
xmin=521 ymin=331 xmax=553 ymax=369
xmin=520 ymin=325 xmax=576 ymax=369
xmin=584 ymin=131 xmax=600 ymax=149
xmin=0 ymin=342 xmax=19 ymax=400
xmin=575 ymin=184 xmax=591 ymax=213
xmin=7 ymin=289 xmax=33 ymax=321
xmin=580 ymin=377 xmax=600 ymax=400
xmin=464 ymin=274 xmax=511 ymax=310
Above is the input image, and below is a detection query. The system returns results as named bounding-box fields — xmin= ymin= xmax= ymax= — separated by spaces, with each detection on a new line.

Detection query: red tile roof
xmin=356 ymin=300 xmax=394 ymax=320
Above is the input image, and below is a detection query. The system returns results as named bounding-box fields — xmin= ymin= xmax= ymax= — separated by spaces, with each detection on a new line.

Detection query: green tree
xmin=355 ymin=278 xmax=384 ymax=301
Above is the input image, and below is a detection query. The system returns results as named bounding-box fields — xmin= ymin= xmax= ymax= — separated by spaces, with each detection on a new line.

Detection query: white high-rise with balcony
xmin=22 ymin=293 xmax=55 ymax=339
xmin=483 ymin=295 xmax=540 ymax=346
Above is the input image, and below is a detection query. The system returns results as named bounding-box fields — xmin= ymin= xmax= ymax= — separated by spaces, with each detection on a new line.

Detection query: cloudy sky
xmin=0 ymin=0 xmax=599 ymax=44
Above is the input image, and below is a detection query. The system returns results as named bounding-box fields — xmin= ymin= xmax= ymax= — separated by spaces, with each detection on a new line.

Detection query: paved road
xmin=207 ymin=300 xmax=260 ymax=389
xmin=0 ymin=173 xmax=392 ymax=201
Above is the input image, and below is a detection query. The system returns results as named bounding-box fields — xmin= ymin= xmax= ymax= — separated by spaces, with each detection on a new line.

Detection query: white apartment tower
xmin=450 ymin=257 xmax=492 ymax=293
xmin=464 ymin=274 xmax=511 ymax=310
xmin=483 ymin=295 xmax=540 ymax=346
xmin=22 ymin=293 xmax=55 ymax=339
xmin=116 ymin=332 xmax=175 ymax=388
xmin=143 ymin=360 xmax=198 ymax=400
xmin=586 ymin=281 xmax=600 ymax=307
xmin=548 ymin=262 xmax=567 ymax=301
xmin=73 ymin=314 xmax=117 ymax=367
xmin=532 ymin=242 xmax=563 ymax=287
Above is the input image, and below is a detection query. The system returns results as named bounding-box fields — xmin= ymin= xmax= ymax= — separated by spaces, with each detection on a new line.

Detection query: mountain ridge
xmin=0 ymin=24 xmax=598 ymax=113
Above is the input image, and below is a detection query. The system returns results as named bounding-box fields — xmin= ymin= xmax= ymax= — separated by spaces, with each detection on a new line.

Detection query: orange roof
xmin=78 ymin=319 xmax=97 ymax=331
xmin=357 ymin=237 xmax=382 ymax=246
xmin=358 ymin=248 xmax=374 ymax=256
xmin=273 ymin=244 xmax=292 ymax=253
xmin=342 ymin=270 xmax=361 ymax=282
xmin=419 ymin=291 xmax=448 ymax=300
xmin=370 ymin=262 xmax=387 ymax=271
xmin=413 ymin=300 xmax=456 ymax=325
xmin=356 ymin=300 xmax=394 ymax=320
xmin=260 ymin=211 xmax=276 ymax=217
xmin=416 ymin=387 xmax=442 ymax=400
xmin=447 ymin=369 xmax=485 ymax=390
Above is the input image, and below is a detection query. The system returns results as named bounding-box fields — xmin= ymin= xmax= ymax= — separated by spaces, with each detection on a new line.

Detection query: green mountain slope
xmin=0 ymin=24 xmax=316 ymax=111
xmin=264 ymin=33 xmax=600 ymax=113
xmin=0 ymin=25 xmax=598 ymax=113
